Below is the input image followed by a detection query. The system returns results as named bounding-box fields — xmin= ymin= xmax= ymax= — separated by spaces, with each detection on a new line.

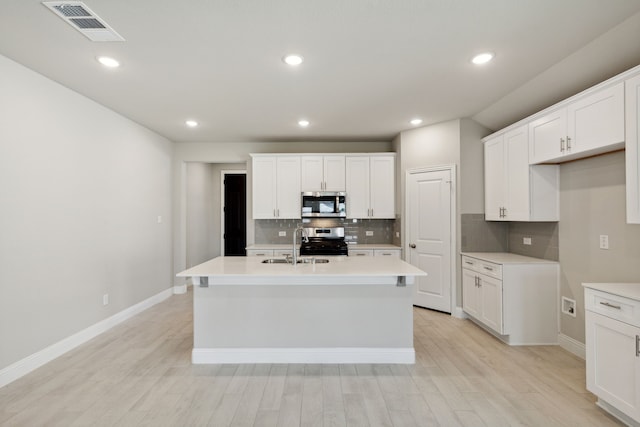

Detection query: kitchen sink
xmin=261 ymin=258 xmax=329 ymax=264
xmin=261 ymin=258 xmax=290 ymax=264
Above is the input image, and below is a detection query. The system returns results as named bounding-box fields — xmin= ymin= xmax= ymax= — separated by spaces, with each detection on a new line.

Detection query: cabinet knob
xmin=409 ymin=244 xmax=416 ymax=248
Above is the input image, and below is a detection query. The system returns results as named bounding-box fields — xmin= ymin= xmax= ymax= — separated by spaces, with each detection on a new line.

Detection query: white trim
xmin=558 ymin=333 xmax=586 ymax=360
xmin=192 ymin=347 xmax=415 ymax=364
xmin=220 ymin=169 xmax=247 ymax=256
xmin=405 ymin=164 xmax=457 ymax=315
xmin=0 ymin=288 xmax=173 ymax=389
xmin=452 ymin=306 xmax=467 ymax=319
xmin=173 ymin=284 xmax=188 ymax=294
xmin=596 ymin=399 xmax=640 ymax=427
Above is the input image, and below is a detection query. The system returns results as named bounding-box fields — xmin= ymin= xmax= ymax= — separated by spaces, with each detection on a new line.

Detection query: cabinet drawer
xmin=585 ymin=288 xmax=640 ymax=327
xmin=350 ymin=249 xmax=374 ymax=257
xmin=273 ymin=249 xmax=296 ymax=257
xmin=374 ymin=249 xmax=401 ymax=258
xmin=246 ymin=249 xmax=274 ymax=257
xmin=461 ymin=256 xmax=502 ymax=279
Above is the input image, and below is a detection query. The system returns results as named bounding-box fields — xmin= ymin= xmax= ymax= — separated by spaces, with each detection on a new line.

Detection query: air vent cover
xmin=43 ymin=1 xmax=124 ymax=42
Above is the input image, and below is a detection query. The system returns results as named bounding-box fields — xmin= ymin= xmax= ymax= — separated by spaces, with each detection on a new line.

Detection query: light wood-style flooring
xmin=0 ymin=289 xmax=623 ymax=426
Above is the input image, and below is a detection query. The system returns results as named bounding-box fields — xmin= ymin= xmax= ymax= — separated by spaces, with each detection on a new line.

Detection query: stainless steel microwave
xmin=301 ymin=191 xmax=346 ymax=217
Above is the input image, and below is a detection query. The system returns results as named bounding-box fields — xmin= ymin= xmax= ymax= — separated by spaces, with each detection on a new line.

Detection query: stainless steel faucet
xmin=292 ymin=225 xmax=309 ymax=265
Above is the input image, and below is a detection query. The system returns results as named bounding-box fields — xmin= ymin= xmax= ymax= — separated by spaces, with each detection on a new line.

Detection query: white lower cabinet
xmin=349 ymin=249 xmax=373 ymax=257
xmin=585 ymin=285 xmax=640 ymax=425
xmin=246 ymin=249 xmax=274 ymax=257
xmin=373 ymin=249 xmax=401 ymax=258
xmin=461 ymin=253 xmax=559 ymax=345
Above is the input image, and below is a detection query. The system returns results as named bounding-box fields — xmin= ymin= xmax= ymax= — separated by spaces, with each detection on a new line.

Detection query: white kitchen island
xmin=177 ymin=255 xmax=426 ymax=364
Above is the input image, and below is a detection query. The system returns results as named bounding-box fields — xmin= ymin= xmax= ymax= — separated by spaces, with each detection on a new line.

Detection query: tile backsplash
xmin=255 ymin=218 xmax=395 ymax=245
xmin=461 ymin=214 xmax=508 ymax=252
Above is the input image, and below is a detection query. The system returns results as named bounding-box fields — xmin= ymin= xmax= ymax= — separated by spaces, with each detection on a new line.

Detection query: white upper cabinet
xmin=346 ymin=154 xmax=395 ymax=219
xmin=484 ymin=125 xmax=559 ymax=221
xmin=301 ymin=155 xmax=345 ymax=191
xmin=529 ymin=82 xmax=624 ymax=164
xmin=251 ymin=155 xmax=301 ymax=219
xmin=627 ymin=73 xmax=640 ymax=224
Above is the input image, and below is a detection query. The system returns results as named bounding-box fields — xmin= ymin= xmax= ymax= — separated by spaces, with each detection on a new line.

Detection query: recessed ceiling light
xmin=471 ymin=52 xmax=494 ymax=65
xmin=283 ymin=54 xmax=304 ymax=66
xmin=410 ymin=118 xmax=423 ymax=126
xmin=96 ymin=56 xmax=120 ymax=68
xmin=298 ymin=119 xmax=310 ymax=127
xmin=185 ymin=120 xmax=198 ymax=128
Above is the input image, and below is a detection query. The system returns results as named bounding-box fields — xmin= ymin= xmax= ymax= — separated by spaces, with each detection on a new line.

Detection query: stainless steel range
xmin=299 ymin=226 xmax=348 ymax=256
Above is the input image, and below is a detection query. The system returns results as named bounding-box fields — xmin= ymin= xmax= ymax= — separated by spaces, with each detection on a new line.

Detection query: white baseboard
xmin=0 ymin=287 xmax=173 ymax=389
xmin=192 ymin=347 xmax=416 ymax=364
xmin=452 ymin=306 xmax=467 ymax=319
xmin=173 ymin=284 xmax=188 ymax=294
xmin=558 ymin=333 xmax=586 ymax=360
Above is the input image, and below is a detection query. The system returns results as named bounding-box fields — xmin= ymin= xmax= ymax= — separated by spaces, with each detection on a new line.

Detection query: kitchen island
xmin=177 ymin=255 xmax=426 ymax=364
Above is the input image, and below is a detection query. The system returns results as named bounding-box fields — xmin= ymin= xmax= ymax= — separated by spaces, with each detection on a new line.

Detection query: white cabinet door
xmin=484 ymin=135 xmax=505 ymax=220
xmin=349 ymin=249 xmax=373 ymax=257
xmin=568 ymin=82 xmax=624 ymax=156
xmin=504 ymin=126 xmax=530 ymax=221
xmin=529 ymin=109 xmax=567 ymax=164
xmin=586 ymin=310 xmax=640 ymax=421
xmin=627 ymin=74 xmax=640 ymax=224
xmin=246 ymin=249 xmax=274 ymax=257
xmin=478 ymin=274 xmax=503 ymax=334
xmin=345 ymin=156 xmax=370 ymax=218
xmin=462 ymin=269 xmax=480 ymax=319
xmin=301 ymin=155 xmax=345 ymax=191
xmin=323 ymin=155 xmax=346 ymax=191
xmin=275 ymin=156 xmax=301 ymax=219
xmin=252 ymin=156 xmax=277 ymax=219
xmin=301 ymin=156 xmax=324 ymax=191
xmin=369 ymin=155 xmax=395 ymax=218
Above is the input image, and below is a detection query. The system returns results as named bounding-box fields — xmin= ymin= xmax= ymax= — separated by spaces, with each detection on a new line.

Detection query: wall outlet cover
xmin=365 ymin=230 xmax=374 ymax=236
xmin=523 ymin=237 xmax=532 ymax=245
xmin=599 ymin=234 xmax=609 ymax=250
xmin=278 ymin=231 xmax=286 ymax=237
xmin=561 ymin=296 xmax=576 ymax=317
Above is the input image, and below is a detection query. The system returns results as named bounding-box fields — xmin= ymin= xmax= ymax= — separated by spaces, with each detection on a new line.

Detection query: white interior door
xmin=407 ymin=167 xmax=453 ymax=312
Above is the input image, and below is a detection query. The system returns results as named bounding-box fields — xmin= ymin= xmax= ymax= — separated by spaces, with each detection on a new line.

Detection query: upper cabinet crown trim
xmin=482 ymin=63 xmax=640 ymax=143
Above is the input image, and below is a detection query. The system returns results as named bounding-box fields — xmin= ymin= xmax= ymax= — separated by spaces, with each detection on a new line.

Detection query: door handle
xmin=409 ymin=244 xmax=416 ymax=248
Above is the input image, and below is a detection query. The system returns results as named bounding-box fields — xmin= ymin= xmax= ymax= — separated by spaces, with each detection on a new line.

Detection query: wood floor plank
xmin=0 ymin=291 xmax=626 ymax=427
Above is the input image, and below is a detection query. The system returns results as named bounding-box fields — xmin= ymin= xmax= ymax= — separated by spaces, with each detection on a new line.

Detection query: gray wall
xmin=394 ymin=118 xmax=490 ymax=309
xmin=0 ymin=54 xmax=173 ymax=371
xmin=559 ymin=151 xmax=640 ymax=343
xmin=186 ymin=162 xmax=245 ymax=267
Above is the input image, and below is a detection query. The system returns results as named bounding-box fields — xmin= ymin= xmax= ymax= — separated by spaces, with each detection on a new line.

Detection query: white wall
xmin=173 ymin=141 xmax=392 ymax=286
xmin=0 ymin=54 xmax=173 ymax=371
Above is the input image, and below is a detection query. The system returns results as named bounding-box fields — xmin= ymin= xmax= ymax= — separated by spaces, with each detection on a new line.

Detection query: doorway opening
xmin=221 ymin=171 xmax=247 ymax=256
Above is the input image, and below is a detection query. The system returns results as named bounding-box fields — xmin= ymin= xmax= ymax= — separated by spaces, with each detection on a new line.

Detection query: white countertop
xmin=178 ymin=255 xmax=425 ymax=278
xmin=461 ymin=252 xmax=558 ymax=264
xmin=583 ymin=282 xmax=640 ymax=301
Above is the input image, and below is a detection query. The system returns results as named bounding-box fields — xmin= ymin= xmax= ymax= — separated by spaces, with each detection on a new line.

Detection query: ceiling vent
xmin=42 ymin=1 xmax=125 ymax=42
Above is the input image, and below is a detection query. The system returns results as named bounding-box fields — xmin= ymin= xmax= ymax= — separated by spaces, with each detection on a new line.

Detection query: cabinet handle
xmin=566 ymin=136 xmax=572 ymax=150
xmin=560 ymin=138 xmax=565 ymax=152
xmin=465 ymin=261 xmax=473 ymax=265
xmin=599 ymin=301 xmax=621 ymax=310
xmin=484 ymin=266 xmax=494 ymax=271
xmin=636 ymin=335 xmax=639 ymax=357
xmin=381 ymin=253 xmax=392 ymax=256
xmin=273 ymin=209 xmax=276 ymax=217
xmin=355 ymin=253 xmax=366 ymax=256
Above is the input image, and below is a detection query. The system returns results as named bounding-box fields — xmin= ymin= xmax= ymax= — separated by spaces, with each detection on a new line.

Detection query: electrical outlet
xmin=157 ymin=215 xmax=162 ymax=223
xmin=365 ymin=230 xmax=374 ymax=236
xmin=103 ymin=294 xmax=109 ymax=306
xmin=523 ymin=237 xmax=532 ymax=245
xmin=278 ymin=231 xmax=286 ymax=237
xmin=395 ymin=231 xmax=400 ymax=238
xmin=561 ymin=296 xmax=576 ymax=317
xmin=599 ymin=235 xmax=609 ymax=250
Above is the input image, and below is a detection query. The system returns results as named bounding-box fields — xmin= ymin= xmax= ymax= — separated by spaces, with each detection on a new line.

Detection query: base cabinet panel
xmin=585 ymin=286 xmax=640 ymax=425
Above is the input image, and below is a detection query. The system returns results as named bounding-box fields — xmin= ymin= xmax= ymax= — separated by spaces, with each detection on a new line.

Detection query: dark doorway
xmin=223 ymin=174 xmax=247 ymax=256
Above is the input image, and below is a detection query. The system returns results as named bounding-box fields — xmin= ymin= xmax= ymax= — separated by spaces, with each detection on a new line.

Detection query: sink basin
xmin=261 ymin=258 xmax=329 ymax=264
xmin=261 ymin=258 xmax=290 ymax=264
